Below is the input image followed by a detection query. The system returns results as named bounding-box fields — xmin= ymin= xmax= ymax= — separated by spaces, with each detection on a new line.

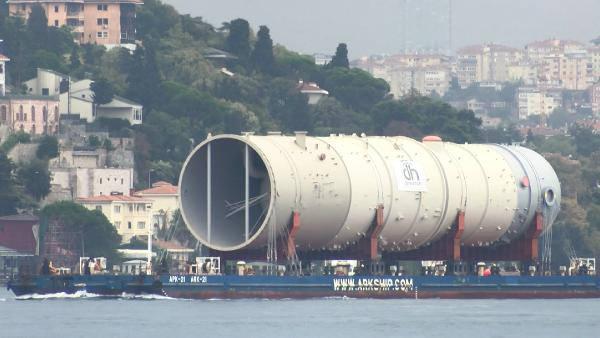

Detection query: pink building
xmin=7 ymin=0 xmax=143 ymax=47
xmin=0 ymin=95 xmax=60 ymax=135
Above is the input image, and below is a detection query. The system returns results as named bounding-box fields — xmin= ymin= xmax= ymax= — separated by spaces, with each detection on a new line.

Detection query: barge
xmin=7 ymin=273 xmax=600 ymax=299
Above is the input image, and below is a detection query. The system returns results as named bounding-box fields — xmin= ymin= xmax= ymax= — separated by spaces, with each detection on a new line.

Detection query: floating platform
xmin=7 ymin=274 xmax=600 ymax=299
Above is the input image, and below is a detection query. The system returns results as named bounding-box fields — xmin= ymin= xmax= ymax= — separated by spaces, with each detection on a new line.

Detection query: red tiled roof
xmin=297 ymin=82 xmax=329 ymax=95
xmin=135 ymin=182 xmax=178 ymax=195
xmin=77 ymin=195 xmax=150 ymax=203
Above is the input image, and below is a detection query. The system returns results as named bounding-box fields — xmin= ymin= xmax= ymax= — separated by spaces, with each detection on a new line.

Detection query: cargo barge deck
xmin=7 ymin=274 xmax=600 ymax=299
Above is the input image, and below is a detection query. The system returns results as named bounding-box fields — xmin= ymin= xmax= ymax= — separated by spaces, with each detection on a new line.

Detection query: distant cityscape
xmin=335 ymin=38 xmax=600 ymax=136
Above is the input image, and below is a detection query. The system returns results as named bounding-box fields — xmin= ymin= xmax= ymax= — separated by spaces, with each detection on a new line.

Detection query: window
xmin=137 ymin=222 xmax=145 ymax=230
xmin=98 ymin=4 xmax=108 ymax=11
xmin=54 ymin=20 xmax=59 ymax=27
xmin=1 ymin=106 xmax=6 ymax=121
xmin=43 ymin=106 xmax=48 ymax=121
xmin=54 ymin=6 xmax=59 ymax=13
xmin=95 ymin=205 xmax=102 ymax=211
xmin=97 ymin=32 xmax=102 ymax=38
xmin=54 ymin=106 xmax=59 ymax=121
xmin=121 ymin=178 xmax=124 ymax=185
xmin=18 ymin=105 xmax=23 ymax=121
xmin=0 ymin=64 xmax=3 ymax=74
xmin=100 ymin=178 xmax=103 ymax=184
xmin=41 ymin=88 xmax=49 ymax=96
xmin=127 ymin=222 xmax=132 ymax=229
xmin=31 ymin=106 xmax=35 ymax=121
xmin=114 ymin=222 xmax=121 ymax=229
xmin=97 ymin=18 xmax=108 ymax=25
xmin=114 ymin=205 xmax=121 ymax=213
xmin=129 ymin=205 xmax=133 ymax=212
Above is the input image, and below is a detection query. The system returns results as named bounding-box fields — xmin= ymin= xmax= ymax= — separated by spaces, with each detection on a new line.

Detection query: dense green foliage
xmin=528 ymin=128 xmax=600 ymax=265
xmin=0 ymin=0 xmax=483 ymax=186
xmin=329 ymin=43 xmax=350 ymax=68
xmin=36 ymin=135 xmax=59 ymax=159
xmin=0 ymin=151 xmax=20 ymax=215
xmin=40 ymin=202 xmax=122 ymax=263
xmin=17 ymin=159 xmax=50 ymax=201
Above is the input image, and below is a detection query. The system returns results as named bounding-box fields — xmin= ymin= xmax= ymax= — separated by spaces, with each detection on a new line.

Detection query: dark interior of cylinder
xmin=180 ymin=138 xmax=271 ymax=249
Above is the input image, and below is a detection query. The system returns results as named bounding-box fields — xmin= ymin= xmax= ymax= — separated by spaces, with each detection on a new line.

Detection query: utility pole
xmin=448 ymin=0 xmax=453 ymax=54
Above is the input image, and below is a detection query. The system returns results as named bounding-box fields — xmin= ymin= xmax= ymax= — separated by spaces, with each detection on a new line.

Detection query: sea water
xmin=0 ymin=288 xmax=598 ymax=338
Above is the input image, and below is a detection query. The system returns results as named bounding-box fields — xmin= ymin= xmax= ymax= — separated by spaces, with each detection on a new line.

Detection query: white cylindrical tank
xmin=178 ymin=134 xmax=561 ymax=252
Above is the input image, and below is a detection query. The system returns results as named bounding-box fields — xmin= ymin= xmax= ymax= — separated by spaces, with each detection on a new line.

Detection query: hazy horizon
xmin=164 ymin=0 xmax=599 ymax=58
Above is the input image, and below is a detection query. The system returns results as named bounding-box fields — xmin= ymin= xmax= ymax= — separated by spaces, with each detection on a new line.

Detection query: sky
xmin=164 ymin=0 xmax=600 ymax=58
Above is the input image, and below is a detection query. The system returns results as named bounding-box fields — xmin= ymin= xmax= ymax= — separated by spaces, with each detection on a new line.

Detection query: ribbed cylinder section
xmin=179 ymin=134 xmax=561 ymax=252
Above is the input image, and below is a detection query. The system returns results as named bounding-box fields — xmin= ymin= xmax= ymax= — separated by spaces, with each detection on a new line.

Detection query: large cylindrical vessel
xmin=179 ymin=134 xmax=561 ymax=252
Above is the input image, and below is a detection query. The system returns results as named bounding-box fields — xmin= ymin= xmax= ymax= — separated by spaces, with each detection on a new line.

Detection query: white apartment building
xmin=355 ymin=54 xmax=451 ymax=98
xmin=50 ymin=167 xmax=133 ymax=199
xmin=24 ymin=69 xmax=143 ymax=125
xmin=591 ymin=83 xmax=600 ymax=115
xmin=525 ymin=39 xmax=585 ymax=61
xmin=135 ymin=181 xmax=178 ymax=230
xmin=589 ymin=47 xmax=600 ymax=82
xmin=456 ymin=44 xmax=523 ymax=87
xmin=517 ymin=87 xmax=562 ymax=120
xmin=0 ymin=53 xmax=9 ymax=96
xmin=508 ymin=63 xmax=538 ymax=86
xmin=78 ymin=195 xmax=153 ymax=243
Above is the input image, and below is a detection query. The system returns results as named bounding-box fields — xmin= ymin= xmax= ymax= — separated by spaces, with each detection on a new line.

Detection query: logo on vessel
xmin=394 ymin=160 xmax=427 ymax=192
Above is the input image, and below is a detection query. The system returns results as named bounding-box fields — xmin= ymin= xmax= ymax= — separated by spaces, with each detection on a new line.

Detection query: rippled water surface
xmin=0 ymin=289 xmax=598 ymax=338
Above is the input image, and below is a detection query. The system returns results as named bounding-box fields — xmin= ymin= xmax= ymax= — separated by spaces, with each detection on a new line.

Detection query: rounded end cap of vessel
xmin=422 ymin=135 xmax=443 ymax=142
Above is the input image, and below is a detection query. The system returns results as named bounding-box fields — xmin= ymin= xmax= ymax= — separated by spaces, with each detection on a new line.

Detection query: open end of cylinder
xmin=180 ymin=138 xmax=271 ymax=251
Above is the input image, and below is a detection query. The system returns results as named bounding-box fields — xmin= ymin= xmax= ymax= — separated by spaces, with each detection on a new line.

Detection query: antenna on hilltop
xmin=448 ymin=0 xmax=453 ymax=54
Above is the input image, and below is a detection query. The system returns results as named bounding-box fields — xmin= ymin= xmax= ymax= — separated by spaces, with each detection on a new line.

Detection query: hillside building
xmin=0 ymin=95 xmax=60 ymax=135
xmin=24 ymin=68 xmax=143 ymax=125
xmin=77 ymin=195 xmax=153 ymax=243
xmin=517 ymin=87 xmax=562 ymax=120
xmin=456 ymin=44 xmax=523 ymax=87
xmin=134 ymin=181 xmax=179 ymax=231
xmin=7 ymin=0 xmax=143 ymax=48
xmin=0 ymin=53 xmax=8 ymax=96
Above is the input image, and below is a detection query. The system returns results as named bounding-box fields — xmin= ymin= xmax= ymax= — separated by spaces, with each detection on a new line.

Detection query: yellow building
xmin=7 ymin=0 xmax=143 ymax=47
xmin=135 ymin=181 xmax=179 ymax=231
xmin=77 ymin=195 xmax=153 ymax=243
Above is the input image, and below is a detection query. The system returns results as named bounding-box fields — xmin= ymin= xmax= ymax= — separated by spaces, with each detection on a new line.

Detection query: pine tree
xmin=225 ymin=18 xmax=251 ymax=60
xmin=329 ymin=43 xmax=349 ymax=68
xmin=27 ymin=4 xmax=48 ymax=49
xmin=69 ymin=46 xmax=81 ymax=69
xmin=251 ymin=25 xmax=275 ymax=74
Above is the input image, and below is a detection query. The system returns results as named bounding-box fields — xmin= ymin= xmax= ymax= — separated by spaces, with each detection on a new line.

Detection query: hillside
xmin=0 ymin=0 xmax=599 ymax=266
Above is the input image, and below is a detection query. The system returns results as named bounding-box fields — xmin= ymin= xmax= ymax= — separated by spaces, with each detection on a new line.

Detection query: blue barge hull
xmin=7 ymin=274 xmax=600 ymax=299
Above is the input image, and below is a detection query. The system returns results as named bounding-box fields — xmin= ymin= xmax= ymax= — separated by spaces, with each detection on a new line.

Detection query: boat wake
xmin=16 ymin=290 xmax=102 ymax=300
xmin=15 ymin=291 xmax=177 ymax=301
xmin=119 ymin=293 xmax=177 ymax=301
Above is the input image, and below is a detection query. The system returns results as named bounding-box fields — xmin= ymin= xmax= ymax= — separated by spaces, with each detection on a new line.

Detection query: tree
xmin=329 ymin=43 xmax=349 ymax=68
xmin=36 ymin=135 xmax=59 ymax=159
xmin=69 ymin=46 xmax=81 ymax=69
xmin=225 ymin=18 xmax=251 ymax=60
xmin=125 ymin=45 xmax=161 ymax=109
xmin=319 ymin=67 xmax=390 ymax=113
xmin=17 ymin=159 xmax=50 ymax=201
xmin=41 ymin=201 xmax=122 ymax=264
xmin=0 ymin=151 xmax=20 ymax=216
xmin=90 ymin=78 xmax=114 ymax=105
xmin=571 ymin=125 xmax=600 ymax=156
xmin=548 ymin=108 xmax=570 ymax=129
xmin=251 ymin=25 xmax=275 ymax=74
xmin=90 ymin=78 xmax=114 ymax=118
xmin=27 ymin=4 xmax=48 ymax=49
